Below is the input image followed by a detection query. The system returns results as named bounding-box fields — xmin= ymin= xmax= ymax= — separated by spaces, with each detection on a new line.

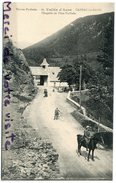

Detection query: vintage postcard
xmin=1 ymin=1 xmax=114 ymax=180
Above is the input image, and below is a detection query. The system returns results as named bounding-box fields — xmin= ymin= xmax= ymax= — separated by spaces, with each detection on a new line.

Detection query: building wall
xmin=49 ymin=81 xmax=68 ymax=87
xmin=31 ymin=67 xmax=68 ymax=87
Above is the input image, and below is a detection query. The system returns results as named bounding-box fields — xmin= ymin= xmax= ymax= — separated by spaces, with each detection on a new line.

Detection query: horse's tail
xmin=77 ymin=134 xmax=83 ymax=154
xmin=77 ymin=134 xmax=80 ymax=143
xmin=77 ymin=134 xmax=83 ymax=144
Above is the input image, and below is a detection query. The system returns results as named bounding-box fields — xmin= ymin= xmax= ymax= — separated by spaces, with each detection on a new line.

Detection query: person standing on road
xmin=54 ymin=108 xmax=60 ymax=120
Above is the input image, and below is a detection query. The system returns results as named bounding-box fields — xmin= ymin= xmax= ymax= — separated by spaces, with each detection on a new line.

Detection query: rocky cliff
xmin=3 ymin=38 xmax=36 ymax=100
xmin=2 ymin=38 xmax=61 ymax=180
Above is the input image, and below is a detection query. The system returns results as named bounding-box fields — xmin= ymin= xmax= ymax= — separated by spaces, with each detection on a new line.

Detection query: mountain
xmin=23 ymin=12 xmax=114 ymax=67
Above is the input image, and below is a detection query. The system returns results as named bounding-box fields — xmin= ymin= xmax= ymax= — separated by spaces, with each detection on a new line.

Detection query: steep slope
xmin=2 ymin=38 xmax=61 ymax=180
xmin=23 ymin=12 xmax=114 ymax=66
xmin=3 ymin=38 xmax=36 ymax=100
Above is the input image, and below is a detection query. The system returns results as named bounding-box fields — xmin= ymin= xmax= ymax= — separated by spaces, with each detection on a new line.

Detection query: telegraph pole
xmin=79 ymin=65 xmax=82 ymax=109
xmin=98 ymin=117 xmax=100 ymax=132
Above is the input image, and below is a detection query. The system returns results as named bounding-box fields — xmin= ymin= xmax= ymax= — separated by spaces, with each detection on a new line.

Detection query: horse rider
xmin=54 ymin=108 xmax=60 ymax=120
xmin=84 ymin=125 xmax=94 ymax=151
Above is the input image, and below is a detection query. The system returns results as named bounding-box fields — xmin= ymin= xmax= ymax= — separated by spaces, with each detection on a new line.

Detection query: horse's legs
xmin=54 ymin=114 xmax=58 ymax=120
xmin=87 ymin=149 xmax=91 ymax=161
xmin=78 ymin=145 xmax=80 ymax=154
xmin=80 ymin=146 xmax=82 ymax=155
xmin=78 ymin=145 xmax=81 ymax=155
xmin=56 ymin=114 xmax=58 ymax=120
xmin=92 ymin=149 xmax=95 ymax=161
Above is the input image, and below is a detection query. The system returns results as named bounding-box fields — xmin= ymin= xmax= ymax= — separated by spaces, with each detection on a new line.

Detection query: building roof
xmin=30 ymin=67 xmax=48 ymax=75
xmin=30 ymin=58 xmax=61 ymax=81
xmin=49 ymin=67 xmax=61 ymax=81
xmin=30 ymin=66 xmax=61 ymax=81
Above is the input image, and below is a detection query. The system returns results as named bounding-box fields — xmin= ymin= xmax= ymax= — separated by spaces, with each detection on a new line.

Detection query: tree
xmin=97 ymin=17 xmax=114 ymax=76
xmin=74 ymin=54 xmax=95 ymax=84
xmin=58 ymin=64 xmax=77 ymax=86
xmin=88 ymin=17 xmax=114 ymax=122
xmin=58 ymin=55 xmax=95 ymax=89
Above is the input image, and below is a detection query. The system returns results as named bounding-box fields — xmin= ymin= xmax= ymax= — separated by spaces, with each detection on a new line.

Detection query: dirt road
xmin=24 ymin=87 xmax=112 ymax=180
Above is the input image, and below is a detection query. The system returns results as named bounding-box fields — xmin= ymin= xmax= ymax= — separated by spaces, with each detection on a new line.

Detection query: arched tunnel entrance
xmin=40 ymin=75 xmax=48 ymax=86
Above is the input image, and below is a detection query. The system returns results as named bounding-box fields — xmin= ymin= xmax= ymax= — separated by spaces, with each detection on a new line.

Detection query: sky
xmin=9 ymin=3 xmax=114 ymax=49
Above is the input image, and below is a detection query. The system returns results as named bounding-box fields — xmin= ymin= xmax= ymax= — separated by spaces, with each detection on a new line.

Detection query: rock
xmin=2 ymin=91 xmax=61 ymax=180
xmin=34 ymin=176 xmax=43 ymax=180
xmin=31 ymin=161 xmax=36 ymax=166
xmin=41 ymin=153 xmax=47 ymax=158
xmin=42 ymin=172 xmax=50 ymax=179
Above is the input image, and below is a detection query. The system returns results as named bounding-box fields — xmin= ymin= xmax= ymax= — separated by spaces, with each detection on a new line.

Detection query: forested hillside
xmin=23 ymin=12 xmax=114 ymax=68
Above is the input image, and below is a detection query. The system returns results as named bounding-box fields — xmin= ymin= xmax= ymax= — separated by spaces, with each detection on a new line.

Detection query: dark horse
xmin=77 ymin=133 xmax=103 ymax=161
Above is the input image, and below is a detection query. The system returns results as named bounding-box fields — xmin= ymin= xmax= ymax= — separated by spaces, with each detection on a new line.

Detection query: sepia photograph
xmin=1 ymin=1 xmax=114 ymax=180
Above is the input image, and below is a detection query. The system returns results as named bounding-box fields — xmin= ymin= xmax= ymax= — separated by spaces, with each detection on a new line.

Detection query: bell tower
xmin=40 ymin=58 xmax=49 ymax=70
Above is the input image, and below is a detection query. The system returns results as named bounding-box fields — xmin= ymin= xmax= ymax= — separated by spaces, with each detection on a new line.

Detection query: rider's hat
xmin=86 ymin=125 xmax=90 ymax=130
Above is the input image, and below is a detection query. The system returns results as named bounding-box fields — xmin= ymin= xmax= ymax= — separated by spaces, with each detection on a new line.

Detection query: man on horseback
xmin=84 ymin=125 xmax=94 ymax=151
